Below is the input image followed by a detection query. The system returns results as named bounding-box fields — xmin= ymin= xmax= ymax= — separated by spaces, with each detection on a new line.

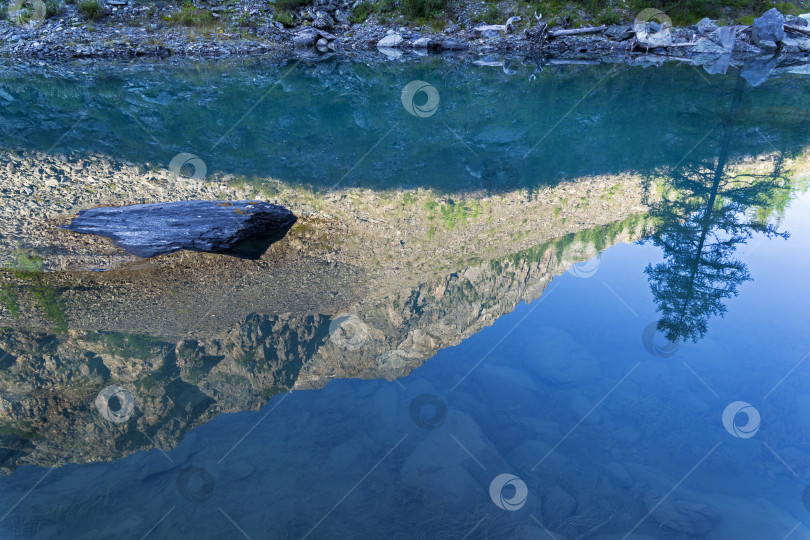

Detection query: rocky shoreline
xmin=1 ymin=0 xmax=810 ymax=72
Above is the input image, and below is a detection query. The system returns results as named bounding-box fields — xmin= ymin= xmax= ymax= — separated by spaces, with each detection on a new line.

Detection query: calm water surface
xmin=0 ymin=57 xmax=809 ymax=539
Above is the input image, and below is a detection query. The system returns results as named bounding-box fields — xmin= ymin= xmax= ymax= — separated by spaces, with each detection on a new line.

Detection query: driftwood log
xmin=550 ymin=26 xmax=607 ymax=37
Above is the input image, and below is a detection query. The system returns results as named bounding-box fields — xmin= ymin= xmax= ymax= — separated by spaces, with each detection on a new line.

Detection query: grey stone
xmin=312 ymin=17 xmax=332 ymax=30
xmin=708 ymin=26 xmax=736 ymax=50
xmin=412 ymin=37 xmax=431 ymax=48
xmin=439 ymin=39 xmax=467 ymax=50
xmin=785 ymin=14 xmax=808 ymax=27
xmin=293 ymin=27 xmax=334 ymax=47
xmin=751 ymin=8 xmax=785 ymax=47
xmin=694 ymin=37 xmax=728 ymax=54
xmin=293 ymin=28 xmax=319 ymax=47
xmin=781 ymin=36 xmax=810 ymax=52
xmin=695 ymin=18 xmax=718 ymax=33
xmin=62 ymin=200 xmax=297 ymax=259
xmin=605 ymin=25 xmax=633 ymax=41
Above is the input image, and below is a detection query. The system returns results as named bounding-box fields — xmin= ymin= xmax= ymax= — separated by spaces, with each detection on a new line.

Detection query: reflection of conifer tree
xmin=644 ymin=75 xmax=790 ymax=343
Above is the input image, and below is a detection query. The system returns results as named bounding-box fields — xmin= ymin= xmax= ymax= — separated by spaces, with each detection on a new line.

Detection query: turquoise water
xmin=1 ymin=57 xmax=810 ymax=539
xmin=1 ymin=58 xmax=809 ymax=190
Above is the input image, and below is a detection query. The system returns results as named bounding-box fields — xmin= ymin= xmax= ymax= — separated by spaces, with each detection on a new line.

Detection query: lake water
xmin=0 ymin=56 xmax=809 ymax=539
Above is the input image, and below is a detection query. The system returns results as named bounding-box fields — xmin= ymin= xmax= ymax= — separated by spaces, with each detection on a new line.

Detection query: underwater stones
xmin=526 ymin=327 xmax=601 ymax=385
xmin=62 ymin=200 xmax=297 ymax=259
xmin=647 ymin=499 xmax=718 ymax=536
xmin=542 ymin=485 xmax=578 ymax=526
xmin=603 ymin=462 xmax=634 ymax=487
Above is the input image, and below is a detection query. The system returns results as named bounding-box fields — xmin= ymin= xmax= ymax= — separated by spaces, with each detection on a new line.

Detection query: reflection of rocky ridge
xmin=0 ymin=212 xmax=645 ymax=474
xmin=2 ymin=148 xmax=807 ymax=473
xmin=296 ymin=224 xmax=638 ymax=388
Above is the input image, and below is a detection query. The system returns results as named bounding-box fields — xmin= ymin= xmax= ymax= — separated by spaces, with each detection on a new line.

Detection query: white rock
xmin=377 ymin=33 xmax=404 ymax=48
xmin=412 ymin=37 xmax=431 ymax=48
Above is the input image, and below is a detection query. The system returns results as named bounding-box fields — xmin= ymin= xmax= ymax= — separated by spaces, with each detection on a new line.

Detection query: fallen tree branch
xmin=550 ymin=26 xmax=606 ymax=37
xmin=785 ymin=24 xmax=810 ymax=37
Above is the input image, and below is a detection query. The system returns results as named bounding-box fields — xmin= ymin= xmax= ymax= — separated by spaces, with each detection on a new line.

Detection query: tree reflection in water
xmin=644 ymin=74 xmax=795 ymax=343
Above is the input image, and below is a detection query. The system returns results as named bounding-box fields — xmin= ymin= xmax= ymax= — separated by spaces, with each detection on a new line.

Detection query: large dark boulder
xmin=62 ymin=200 xmax=297 ymax=259
xmin=751 ymin=8 xmax=785 ymax=49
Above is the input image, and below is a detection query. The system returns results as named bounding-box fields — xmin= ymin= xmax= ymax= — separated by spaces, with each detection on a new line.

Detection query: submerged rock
xmin=62 ymin=200 xmax=297 ymax=259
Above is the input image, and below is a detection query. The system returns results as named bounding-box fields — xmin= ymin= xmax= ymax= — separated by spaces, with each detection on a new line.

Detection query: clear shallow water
xmin=0 ymin=57 xmax=809 ymax=539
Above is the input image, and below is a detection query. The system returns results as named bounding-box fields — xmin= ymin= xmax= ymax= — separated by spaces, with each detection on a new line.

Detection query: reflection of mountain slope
xmin=0 ymin=214 xmax=645 ymax=474
xmin=296 ymin=218 xmax=644 ymax=388
xmin=2 ymin=148 xmax=807 ymax=474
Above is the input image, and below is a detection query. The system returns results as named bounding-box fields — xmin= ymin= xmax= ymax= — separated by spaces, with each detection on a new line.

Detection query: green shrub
xmin=235 ymin=10 xmax=257 ymax=27
xmin=77 ymin=0 xmax=102 ymax=20
xmin=401 ymin=0 xmax=447 ymax=20
xmin=169 ymin=4 xmax=215 ymax=27
xmin=0 ymin=286 xmax=20 ymax=319
xmin=350 ymin=1 xmax=374 ymax=23
xmin=45 ymin=0 xmax=62 ymax=17
xmin=274 ymin=9 xmax=295 ymax=26
xmin=597 ymin=8 xmax=623 ymax=25
xmin=275 ymin=0 xmax=308 ymax=9
xmin=472 ymin=2 xmax=503 ymax=23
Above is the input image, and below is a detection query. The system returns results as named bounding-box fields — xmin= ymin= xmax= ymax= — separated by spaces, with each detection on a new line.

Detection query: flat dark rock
xmin=62 ymin=200 xmax=297 ymax=259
